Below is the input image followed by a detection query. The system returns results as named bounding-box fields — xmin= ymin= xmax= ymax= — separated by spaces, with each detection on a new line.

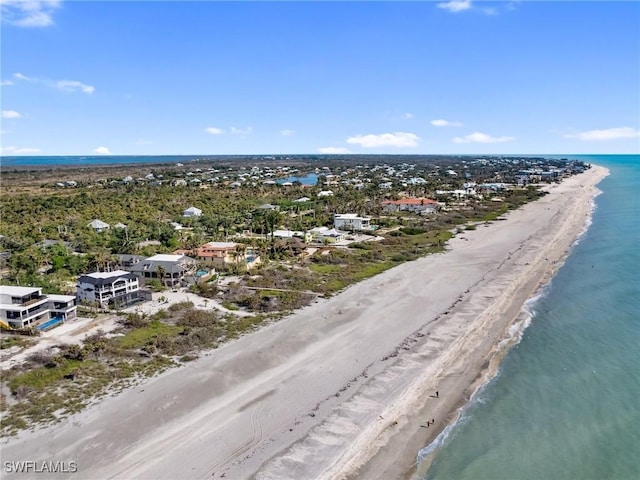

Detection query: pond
xmin=276 ymin=173 xmax=318 ymax=186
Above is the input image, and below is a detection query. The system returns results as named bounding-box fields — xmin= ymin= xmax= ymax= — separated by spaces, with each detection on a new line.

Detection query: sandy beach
xmin=0 ymin=165 xmax=608 ymax=480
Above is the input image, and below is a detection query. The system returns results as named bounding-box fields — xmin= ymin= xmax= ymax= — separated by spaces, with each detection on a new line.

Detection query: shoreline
xmin=0 ymin=166 xmax=609 ymax=480
xmin=339 ymin=165 xmax=609 ymax=480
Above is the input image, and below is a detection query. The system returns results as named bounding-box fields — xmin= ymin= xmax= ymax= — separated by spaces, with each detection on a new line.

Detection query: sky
xmin=1 ymin=0 xmax=639 ymax=156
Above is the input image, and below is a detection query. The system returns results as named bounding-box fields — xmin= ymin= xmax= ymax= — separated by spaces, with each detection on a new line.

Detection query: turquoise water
xmin=423 ymin=155 xmax=640 ymax=480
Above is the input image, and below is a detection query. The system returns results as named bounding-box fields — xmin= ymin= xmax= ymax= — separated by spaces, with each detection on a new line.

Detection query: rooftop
xmin=85 ymin=270 xmax=132 ymax=279
xmin=0 ymin=285 xmax=41 ymax=297
xmin=146 ymin=254 xmax=185 ymax=262
xmin=201 ymin=242 xmax=238 ymax=249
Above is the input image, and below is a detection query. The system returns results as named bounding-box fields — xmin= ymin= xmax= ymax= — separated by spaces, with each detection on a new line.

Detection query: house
xmin=294 ymin=197 xmax=311 ymax=203
xmin=317 ymin=190 xmax=334 ymax=197
xmin=77 ymin=270 xmax=149 ymax=309
xmin=113 ymin=222 xmax=128 ymax=229
xmin=272 ymin=229 xmax=312 ymax=243
xmin=0 ymin=285 xmax=77 ymax=330
xmin=129 ymin=254 xmax=198 ymax=287
xmin=333 ymin=213 xmax=373 ymax=231
xmin=183 ymin=206 xmax=202 ymax=217
xmin=88 ymin=219 xmax=110 ymax=233
xmin=195 ymin=242 xmax=246 ymax=270
xmin=381 ymin=198 xmax=439 ymax=215
xmin=308 ymin=227 xmax=346 ymax=244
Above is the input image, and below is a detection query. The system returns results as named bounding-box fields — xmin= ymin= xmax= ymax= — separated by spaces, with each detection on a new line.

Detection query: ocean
xmin=421 ymin=155 xmax=640 ymax=480
xmin=0 ymin=155 xmax=219 ymax=167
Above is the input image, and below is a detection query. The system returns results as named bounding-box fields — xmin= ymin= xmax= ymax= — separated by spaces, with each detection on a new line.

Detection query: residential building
xmin=183 ymin=206 xmax=202 ymax=217
xmin=333 ymin=213 xmax=373 ymax=231
xmin=77 ymin=270 xmax=148 ymax=309
xmin=0 ymin=285 xmax=77 ymax=330
xmin=381 ymin=198 xmax=439 ymax=215
xmin=272 ymin=230 xmax=312 ymax=243
xmin=127 ymin=254 xmax=198 ymax=287
xmin=308 ymin=227 xmax=346 ymax=244
xmin=195 ymin=242 xmax=252 ymax=270
xmin=87 ymin=219 xmax=110 ymax=232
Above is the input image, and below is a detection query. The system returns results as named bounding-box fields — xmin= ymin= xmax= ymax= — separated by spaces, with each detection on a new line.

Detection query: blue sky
xmin=1 ymin=0 xmax=639 ymax=156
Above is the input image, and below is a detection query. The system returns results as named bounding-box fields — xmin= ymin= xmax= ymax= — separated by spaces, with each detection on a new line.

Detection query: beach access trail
xmin=1 ymin=166 xmax=608 ymax=480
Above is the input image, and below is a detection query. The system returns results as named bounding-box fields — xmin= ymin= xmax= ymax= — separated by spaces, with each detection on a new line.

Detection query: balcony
xmin=20 ymin=295 xmax=47 ymax=307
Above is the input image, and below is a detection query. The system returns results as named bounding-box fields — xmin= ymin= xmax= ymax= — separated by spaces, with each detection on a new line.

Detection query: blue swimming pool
xmin=37 ymin=316 xmax=64 ymax=331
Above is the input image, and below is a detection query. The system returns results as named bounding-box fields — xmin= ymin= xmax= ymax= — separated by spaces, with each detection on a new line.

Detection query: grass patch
xmin=309 ymin=263 xmax=342 ymax=274
xmin=0 ymin=336 xmax=33 ymax=350
xmin=118 ymin=320 xmax=182 ymax=349
xmin=8 ymin=359 xmax=84 ymax=393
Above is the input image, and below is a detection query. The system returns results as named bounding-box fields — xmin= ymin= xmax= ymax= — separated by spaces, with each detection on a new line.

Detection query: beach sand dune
xmin=0 ymin=166 xmax=608 ymax=480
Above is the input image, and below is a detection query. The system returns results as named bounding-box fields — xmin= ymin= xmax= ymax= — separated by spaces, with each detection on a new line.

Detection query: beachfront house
xmin=308 ymin=227 xmax=346 ymax=244
xmin=381 ymin=198 xmax=439 ymax=215
xmin=194 ymin=242 xmax=259 ymax=271
xmin=0 ymin=285 xmax=77 ymax=331
xmin=135 ymin=254 xmax=197 ymax=287
xmin=333 ymin=213 xmax=373 ymax=231
xmin=77 ymin=270 xmax=149 ymax=309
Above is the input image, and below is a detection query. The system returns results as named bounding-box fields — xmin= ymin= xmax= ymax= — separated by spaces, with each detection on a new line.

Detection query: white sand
xmin=0 ymin=166 xmax=608 ymax=480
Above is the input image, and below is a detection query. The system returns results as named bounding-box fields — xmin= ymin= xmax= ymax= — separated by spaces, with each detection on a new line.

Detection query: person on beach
xmin=436 ymin=391 xmax=439 ymax=398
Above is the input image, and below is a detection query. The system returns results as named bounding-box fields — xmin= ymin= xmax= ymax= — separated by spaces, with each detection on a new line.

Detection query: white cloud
xmin=403 ymin=112 xmax=414 ymax=119
xmin=563 ymin=127 xmax=640 ymax=141
xmin=230 ymin=126 xmax=253 ymax=135
xmin=0 ymin=146 xmax=41 ymax=154
xmin=347 ymin=132 xmax=420 ymax=148
xmin=94 ymin=146 xmax=112 ymax=155
xmin=318 ymin=147 xmax=351 ymax=154
xmin=2 ymin=110 xmax=22 ymax=119
xmin=437 ymin=1 xmax=472 ymax=13
xmin=205 ymin=127 xmax=224 ymax=135
xmin=280 ymin=129 xmax=295 ymax=136
xmin=1 ymin=0 xmax=61 ymax=27
xmin=56 ymin=80 xmax=95 ymax=94
xmin=14 ymin=72 xmax=35 ymax=82
xmin=0 ymin=80 xmax=13 ymax=86
xmin=431 ymin=119 xmax=463 ymax=127
xmin=14 ymin=73 xmax=95 ymax=94
xmin=453 ymin=132 xmax=515 ymax=144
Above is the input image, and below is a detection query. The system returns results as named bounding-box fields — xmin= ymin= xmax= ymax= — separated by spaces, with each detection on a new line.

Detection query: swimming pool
xmin=37 ymin=316 xmax=64 ymax=331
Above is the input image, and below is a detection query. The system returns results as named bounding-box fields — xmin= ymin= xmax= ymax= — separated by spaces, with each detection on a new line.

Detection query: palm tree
xmin=156 ymin=265 xmax=166 ymax=286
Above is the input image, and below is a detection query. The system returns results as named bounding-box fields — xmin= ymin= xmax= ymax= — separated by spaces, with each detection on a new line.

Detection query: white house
xmin=333 ymin=213 xmax=372 ymax=231
xmin=381 ymin=198 xmax=439 ymax=215
xmin=183 ymin=206 xmax=202 ymax=217
xmin=87 ymin=219 xmax=110 ymax=233
xmin=0 ymin=285 xmax=77 ymax=330
xmin=317 ymin=190 xmax=334 ymax=197
xmin=272 ymin=229 xmax=312 ymax=243
xmin=77 ymin=270 xmax=144 ymax=309
xmin=308 ymin=227 xmax=345 ymax=243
